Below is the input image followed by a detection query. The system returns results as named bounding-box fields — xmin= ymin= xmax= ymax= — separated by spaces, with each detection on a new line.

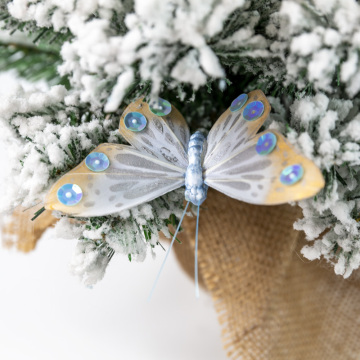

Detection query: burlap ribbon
xmin=2 ymin=205 xmax=55 ymax=252
xmin=174 ymin=189 xmax=360 ymax=360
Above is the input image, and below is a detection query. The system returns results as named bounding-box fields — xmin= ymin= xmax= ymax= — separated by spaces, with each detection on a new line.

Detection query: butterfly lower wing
xmin=119 ymin=98 xmax=190 ymax=168
xmin=45 ymin=143 xmax=185 ymax=216
xmin=203 ymin=90 xmax=271 ymax=169
xmin=204 ymin=130 xmax=324 ymax=205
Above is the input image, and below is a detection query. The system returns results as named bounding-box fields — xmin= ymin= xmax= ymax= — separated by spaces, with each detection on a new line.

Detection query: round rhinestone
xmin=124 ymin=112 xmax=147 ymax=132
xmin=243 ymin=101 xmax=264 ymax=121
xmin=85 ymin=152 xmax=110 ymax=172
xmin=57 ymin=184 xmax=83 ymax=206
xmin=230 ymin=93 xmax=248 ymax=112
xmin=280 ymin=164 xmax=304 ymax=185
xmin=256 ymin=132 xmax=277 ymax=155
xmin=149 ymin=98 xmax=172 ymax=116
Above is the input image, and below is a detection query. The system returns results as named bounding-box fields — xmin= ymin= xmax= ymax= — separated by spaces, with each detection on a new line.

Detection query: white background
xmin=0 ymin=73 xmax=226 ymax=360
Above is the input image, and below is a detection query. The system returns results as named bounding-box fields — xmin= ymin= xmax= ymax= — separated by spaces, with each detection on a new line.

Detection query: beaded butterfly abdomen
xmin=44 ymin=90 xmax=324 ymax=297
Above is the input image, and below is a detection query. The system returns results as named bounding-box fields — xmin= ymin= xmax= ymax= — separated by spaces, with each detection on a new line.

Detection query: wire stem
xmin=195 ymin=205 xmax=200 ymax=299
xmin=148 ymin=202 xmax=190 ymax=301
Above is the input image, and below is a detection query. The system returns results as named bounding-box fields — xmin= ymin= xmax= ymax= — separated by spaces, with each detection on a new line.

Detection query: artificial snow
xmin=2 ymin=0 xmax=360 ymax=281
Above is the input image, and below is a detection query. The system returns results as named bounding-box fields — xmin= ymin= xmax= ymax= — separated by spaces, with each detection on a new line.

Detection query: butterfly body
xmin=185 ymin=131 xmax=208 ymax=206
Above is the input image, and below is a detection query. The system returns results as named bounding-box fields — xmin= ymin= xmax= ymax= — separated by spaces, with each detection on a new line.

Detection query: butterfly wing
xmin=44 ymin=143 xmax=185 ymax=216
xmin=119 ymin=98 xmax=190 ymax=169
xmin=203 ymin=90 xmax=271 ymax=170
xmin=204 ymin=130 xmax=324 ymax=205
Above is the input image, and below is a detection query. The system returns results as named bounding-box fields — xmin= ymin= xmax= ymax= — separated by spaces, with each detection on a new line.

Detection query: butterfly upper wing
xmin=119 ymin=98 xmax=190 ymax=169
xmin=204 ymin=130 xmax=325 ymax=205
xmin=44 ymin=143 xmax=185 ymax=217
xmin=203 ymin=90 xmax=271 ymax=170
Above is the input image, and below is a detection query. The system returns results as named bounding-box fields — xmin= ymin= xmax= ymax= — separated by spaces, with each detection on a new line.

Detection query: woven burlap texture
xmin=2 ymin=206 xmax=56 ymax=252
xmin=174 ymin=189 xmax=360 ymax=360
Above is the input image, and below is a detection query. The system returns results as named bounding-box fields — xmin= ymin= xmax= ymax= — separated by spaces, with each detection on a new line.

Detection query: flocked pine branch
xmin=0 ymin=83 xmax=189 ymax=284
xmin=0 ymin=0 xmax=359 ymax=282
xmin=0 ymin=39 xmax=68 ymax=85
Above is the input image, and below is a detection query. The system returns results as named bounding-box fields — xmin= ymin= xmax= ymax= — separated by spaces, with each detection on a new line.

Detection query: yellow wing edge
xmin=119 ymin=98 xmax=188 ymax=148
xmin=44 ymin=143 xmax=117 ymax=214
xmin=264 ymin=130 xmax=325 ymax=205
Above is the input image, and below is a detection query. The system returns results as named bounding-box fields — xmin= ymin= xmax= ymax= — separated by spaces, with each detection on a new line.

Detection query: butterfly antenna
xmin=147 ymin=201 xmax=190 ymax=302
xmin=195 ymin=205 xmax=200 ymax=299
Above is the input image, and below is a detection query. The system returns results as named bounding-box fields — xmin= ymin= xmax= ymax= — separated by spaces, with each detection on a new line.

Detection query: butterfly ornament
xmin=44 ymin=90 xmax=325 ymax=298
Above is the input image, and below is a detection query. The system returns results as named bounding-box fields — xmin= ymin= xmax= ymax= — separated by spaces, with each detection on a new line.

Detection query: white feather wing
xmin=120 ymin=98 xmax=190 ymax=169
xmin=204 ymin=131 xmax=325 ymax=205
xmin=203 ymin=90 xmax=271 ymax=170
xmin=45 ymin=143 xmax=185 ymax=216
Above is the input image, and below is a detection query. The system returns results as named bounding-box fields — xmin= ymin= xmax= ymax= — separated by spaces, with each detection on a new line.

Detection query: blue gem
xmin=243 ymin=101 xmax=264 ymax=121
xmin=124 ymin=112 xmax=147 ymax=132
xmin=149 ymin=98 xmax=172 ymax=116
xmin=280 ymin=165 xmax=304 ymax=185
xmin=256 ymin=133 xmax=277 ymax=155
xmin=230 ymin=93 xmax=248 ymax=112
xmin=57 ymin=184 xmax=83 ymax=206
xmin=85 ymin=152 xmax=110 ymax=172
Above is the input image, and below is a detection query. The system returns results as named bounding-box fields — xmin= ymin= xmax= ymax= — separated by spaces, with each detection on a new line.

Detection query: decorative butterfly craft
xmin=44 ymin=90 xmax=325 ymax=298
